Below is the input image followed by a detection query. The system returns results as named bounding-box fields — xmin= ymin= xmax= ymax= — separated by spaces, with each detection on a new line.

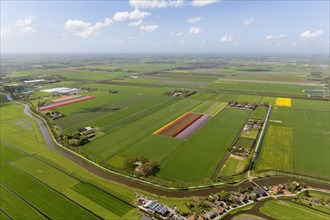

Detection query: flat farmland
xmin=292 ymin=109 xmax=329 ymax=177
xmin=209 ymin=93 xmax=239 ymax=102
xmin=0 ymin=185 xmax=45 ymax=220
xmin=292 ymin=99 xmax=329 ymax=111
xmin=157 ymin=108 xmax=251 ymax=182
xmin=207 ymin=80 xmax=322 ymax=96
xmin=256 ymin=125 xmax=293 ymax=171
xmin=235 ymin=95 xmax=262 ymax=103
xmin=0 ymin=101 xmax=138 ymax=219
xmin=61 ymin=70 xmax=135 ymax=80
xmin=56 ymin=91 xmax=168 ymax=132
xmin=256 ymin=107 xmax=330 ymax=177
xmin=80 ymin=99 xmax=201 ymax=160
xmin=191 ymin=101 xmax=227 ymax=116
xmin=1 ymin=165 xmax=97 ymax=220
xmin=251 ymin=106 xmax=268 ymax=120
xmin=259 ymin=200 xmax=329 ymax=220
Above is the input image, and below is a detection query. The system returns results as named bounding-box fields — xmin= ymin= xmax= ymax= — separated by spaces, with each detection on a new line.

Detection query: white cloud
xmin=152 ymin=42 xmax=160 ymax=47
xmin=188 ymin=26 xmax=202 ymax=35
xmin=15 ymin=15 xmax=36 ymax=27
xmin=65 ymin=20 xmax=91 ymax=32
xmin=191 ymin=0 xmax=220 ymax=7
xmin=244 ymin=18 xmax=254 ymax=26
xmin=171 ymin=31 xmax=183 ymax=36
xmin=300 ymin=30 xmax=323 ymax=39
xmin=291 ymin=42 xmax=296 ymax=46
xmin=20 ymin=26 xmax=36 ymax=34
xmin=129 ymin=19 xmax=143 ymax=26
xmin=64 ymin=18 xmax=112 ymax=38
xmin=1 ymin=28 xmax=11 ymax=37
xmin=187 ymin=16 xmax=202 ymax=24
xmin=265 ymin=35 xmax=275 ymax=40
xmin=140 ymin=24 xmax=158 ymax=32
xmin=219 ymin=34 xmax=233 ymax=42
xmin=113 ymin=9 xmax=150 ymax=21
xmin=279 ymin=34 xmax=285 ymax=38
xmin=129 ymin=0 xmax=184 ymax=9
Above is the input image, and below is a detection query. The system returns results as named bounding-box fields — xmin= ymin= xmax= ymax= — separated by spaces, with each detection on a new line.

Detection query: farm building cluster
xmin=136 ymin=194 xmax=184 ymax=219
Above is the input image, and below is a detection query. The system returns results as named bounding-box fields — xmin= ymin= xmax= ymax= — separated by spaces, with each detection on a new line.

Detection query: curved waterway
xmin=4 ymin=94 xmax=329 ymax=197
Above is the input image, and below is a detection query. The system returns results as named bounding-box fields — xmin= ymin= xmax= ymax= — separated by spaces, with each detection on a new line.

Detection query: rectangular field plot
xmin=251 ymin=106 xmax=268 ymax=120
xmin=235 ymin=95 xmax=262 ymax=104
xmin=256 ymin=125 xmax=293 ymax=171
xmin=71 ymin=183 xmax=133 ymax=218
xmin=51 ymin=95 xmax=82 ymax=102
xmin=154 ymin=112 xmax=203 ymax=137
xmin=0 ymin=143 xmax=26 ymax=165
xmin=235 ymin=137 xmax=255 ymax=149
xmin=157 ymin=108 xmax=251 ymax=181
xmin=218 ymin=155 xmax=249 ymax=176
xmin=191 ymin=101 xmax=227 ymax=116
xmin=241 ymin=129 xmax=259 ymax=139
xmin=0 ymin=185 xmax=45 ymax=220
xmin=0 ymin=165 xmax=97 ymax=220
xmin=259 ymin=200 xmax=329 ymax=220
xmin=39 ymin=96 xmax=95 ymax=111
xmin=258 ymin=107 xmax=330 ymax=177
xmin=11 ymin=156 xmax=79 ymax=192
xmin=292 ymin=99 xmax=329 ymax=111
xmin=292 ymin=109 xmax=329 ymax=177
xmin=275 ymin=97 xmax=292 ymax=107
xmin=259 ymin=96 xmax=275 ymax=105
xmin=80 ymin=99 xmax=201 ymax=160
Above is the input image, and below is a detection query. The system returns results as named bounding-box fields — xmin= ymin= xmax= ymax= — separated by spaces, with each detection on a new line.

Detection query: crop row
xmin=156 ymin=113 xmax=203 ymax=137
xmin=39 ymin=96 xmax=95 ymax=111
xmin=51 ymin=95 xmax=82 ymax=102
xmin=176 ymin=114 xmax=212 ymax=139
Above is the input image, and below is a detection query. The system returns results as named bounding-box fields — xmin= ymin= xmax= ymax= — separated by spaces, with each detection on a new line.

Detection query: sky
xmin=1 ymin=0 xmax=329 ymax=54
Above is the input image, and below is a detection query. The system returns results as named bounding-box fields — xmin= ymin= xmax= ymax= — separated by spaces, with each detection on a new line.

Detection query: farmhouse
xmin=272 ymin=184 xmax=283 ymax=194
xmin=143 ymin=200 xmax=169 ymax=217
xmin=239 ymin=194 xmax=249 ymax=203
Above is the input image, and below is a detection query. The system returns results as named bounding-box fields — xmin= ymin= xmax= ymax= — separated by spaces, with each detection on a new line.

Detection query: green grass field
xmin=257 ymin=107 xmax=329 ymax=177
xmin=157 ymin=108 xmax=251 ymax=181
xmin=0 ymin=101 xmax=139 ymax=219
xmin=236 ymin=137 xmax=255 ymax=149
xmin=235 ymin=95 xmax=262 ymax=103
xmin=259 ymin=200 xmax=329 ymax=220
xmin=241 ymin=130 xmax=259 ymax=139
xmin=218 ymin=156 xmax=248 ymax=176
xmin=251 ymin=106 xmax=268 ymax=120
xmin=256 ymin=125 xmax=293 ymax=171
xmin=292 ymin=99 xmax=329 ymax=111
xmin=81 ymin=99 xmax=201 ymax=160
xmin=3 ymin=56 xmax=329 ymax=189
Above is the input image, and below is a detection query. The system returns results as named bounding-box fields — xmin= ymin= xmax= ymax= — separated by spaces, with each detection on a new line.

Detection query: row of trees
xmin=123 ymin=156 xmax=160 ymax=177
xmin=60 ymin=131 xmax=89 ymax=147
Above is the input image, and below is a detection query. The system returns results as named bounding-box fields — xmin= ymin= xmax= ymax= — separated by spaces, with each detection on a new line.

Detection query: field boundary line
xmin=2 ymin=139 xmax=134 ymax=207
xmin=0 ymin=208 xmax=13 ymax=220
xmin=9 ymin=164 xmax=104 ymax=220
xmin=22 ymin=100 xmax=247 ymax=190
xmin=0 ymin=183 xmax=51 ymax=220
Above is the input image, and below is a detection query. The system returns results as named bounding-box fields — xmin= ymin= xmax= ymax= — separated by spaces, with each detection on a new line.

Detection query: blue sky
xmin=1 ymin=0 xmax=329 ymax=53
